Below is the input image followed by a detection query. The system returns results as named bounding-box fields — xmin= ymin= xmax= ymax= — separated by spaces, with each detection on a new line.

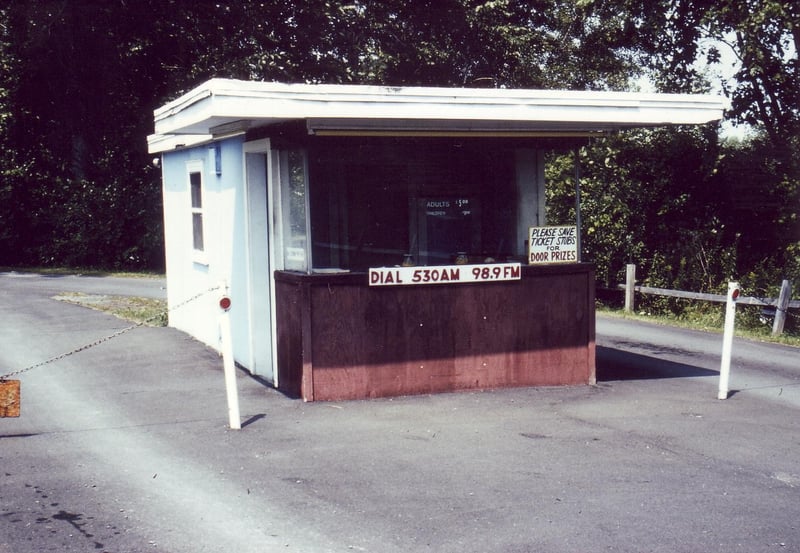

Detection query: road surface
xmin=1 ymin=273 xmax=798 ymax=552
xmin=597 ymin=315 xmax=800 ymax=407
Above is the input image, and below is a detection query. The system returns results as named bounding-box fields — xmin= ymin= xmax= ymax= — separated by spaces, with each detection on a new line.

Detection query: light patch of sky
xmin=693 ymin=34 xmax=749 ymax=140
xmin=632 ymin=33 xmax=765 ymax=140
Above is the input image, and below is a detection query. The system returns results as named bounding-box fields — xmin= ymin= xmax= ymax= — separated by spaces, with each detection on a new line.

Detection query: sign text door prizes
xmin=528 ymin=226 xmax=578 ymax=264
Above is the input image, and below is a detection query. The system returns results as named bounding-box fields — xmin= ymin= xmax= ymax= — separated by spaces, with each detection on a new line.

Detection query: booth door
xmin=244 ymin=142 xmax=274 ymax=382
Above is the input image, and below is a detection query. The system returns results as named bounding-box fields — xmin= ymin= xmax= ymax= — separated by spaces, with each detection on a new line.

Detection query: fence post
xmin=624 ymin=264 xmax=636 ymax=313
xmin=772 ymin=279 xmax=792 ymax=336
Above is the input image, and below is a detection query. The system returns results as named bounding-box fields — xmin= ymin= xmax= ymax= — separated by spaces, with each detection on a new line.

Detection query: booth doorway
xmin=244 ymin=140 xmax=276 ymax=383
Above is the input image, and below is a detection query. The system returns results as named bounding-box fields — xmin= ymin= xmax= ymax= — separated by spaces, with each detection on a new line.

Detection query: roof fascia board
xmin=152 ymin=78 xmax=727 ymax=138
xmin=147 ymin=133 xmax=213 ymax=154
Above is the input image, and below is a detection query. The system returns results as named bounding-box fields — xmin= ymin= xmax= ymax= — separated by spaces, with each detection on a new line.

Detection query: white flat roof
xmin=148 ymin=78 xmax=727 ymax=153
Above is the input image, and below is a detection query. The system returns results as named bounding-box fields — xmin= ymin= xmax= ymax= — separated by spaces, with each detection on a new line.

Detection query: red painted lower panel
xmin=275 ymin=264 xmax=595 ymax=401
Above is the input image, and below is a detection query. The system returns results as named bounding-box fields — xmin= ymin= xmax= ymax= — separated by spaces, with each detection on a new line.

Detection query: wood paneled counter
xmin=275 ymin=263 xmax=595 ymax=401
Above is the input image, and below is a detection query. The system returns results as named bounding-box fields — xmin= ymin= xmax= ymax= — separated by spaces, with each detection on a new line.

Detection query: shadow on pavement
xmin=596 ymin=346 xmax=718 ymax=381
xmin=241 ymin=414 xmax=266 ymax=428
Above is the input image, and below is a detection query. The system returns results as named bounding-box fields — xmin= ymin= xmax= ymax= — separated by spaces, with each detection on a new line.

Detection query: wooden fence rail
xmin=618 ymin=264 xmax=797 ymax=336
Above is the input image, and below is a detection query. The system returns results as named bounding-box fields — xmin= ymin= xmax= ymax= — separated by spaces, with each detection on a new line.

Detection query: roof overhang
xmin=148 ymin=78 xmax=727 ymax=153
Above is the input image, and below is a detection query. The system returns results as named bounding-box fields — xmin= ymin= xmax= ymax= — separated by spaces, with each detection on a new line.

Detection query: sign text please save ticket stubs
xmin=528 ymin=225 xmax=577 ymax=264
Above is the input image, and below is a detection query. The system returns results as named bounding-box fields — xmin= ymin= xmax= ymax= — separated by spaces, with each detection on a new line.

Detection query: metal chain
xmin=0 ymin=285 xmax=220 ymax=381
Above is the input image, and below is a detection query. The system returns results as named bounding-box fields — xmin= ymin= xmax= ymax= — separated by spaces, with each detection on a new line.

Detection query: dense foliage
xmin=1 ymin=1 xmax=797 ymax=325
xmin=546 ymin=0 xmax=799 ymax=326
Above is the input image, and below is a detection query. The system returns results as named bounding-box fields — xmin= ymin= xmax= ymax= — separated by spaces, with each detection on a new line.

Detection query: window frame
xmin=276 ymin=149 xmax=311 ymax=272
xmin=187 ymin=159 xmax=208 ymax=265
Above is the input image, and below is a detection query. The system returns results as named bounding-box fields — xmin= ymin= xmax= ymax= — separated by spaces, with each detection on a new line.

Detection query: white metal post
xmin=718 ymin=281 xmax=739 ymax=400
xmin=218 ymin=282 xmax=241 ymax=429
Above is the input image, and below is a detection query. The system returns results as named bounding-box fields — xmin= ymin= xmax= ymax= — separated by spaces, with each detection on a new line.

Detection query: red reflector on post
xmin=219 ymin=296 xmax=232 ymax=311
xmin=731 ymin=288 xmax=740 ymax=301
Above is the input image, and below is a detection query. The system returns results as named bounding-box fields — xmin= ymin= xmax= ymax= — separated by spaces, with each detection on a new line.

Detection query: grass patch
xmin=54 ymin=292 xmax=168 ymax=327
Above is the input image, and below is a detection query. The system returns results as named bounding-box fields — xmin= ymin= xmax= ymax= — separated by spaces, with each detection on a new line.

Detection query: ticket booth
xmin=148 ymin=79 xmax=724 ymax=401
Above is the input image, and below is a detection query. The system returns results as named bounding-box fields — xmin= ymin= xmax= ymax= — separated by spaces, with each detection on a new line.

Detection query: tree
xmin=635 ymin=0 xmax=799 ymax=148
xmin=546 ymin=126 xmax=732 ymax=288
xmin=1 ymin=2 xmax=164 ymax=267
xmin=342 ymin=0 xmax=656 ymax=89
xmin=702 ymin=1 xmax=797 ymax=145
xmin=0 ymin=0 xmax=673 ymax=270
xmin=1 ymin=0 xmax=795 ymax=279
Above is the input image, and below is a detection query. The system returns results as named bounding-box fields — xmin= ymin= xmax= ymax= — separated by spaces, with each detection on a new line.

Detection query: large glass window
xmin=278 ymin=149 xmax=310 ymax=272
xmin=309 ymin=138 xmax=517 ymax=271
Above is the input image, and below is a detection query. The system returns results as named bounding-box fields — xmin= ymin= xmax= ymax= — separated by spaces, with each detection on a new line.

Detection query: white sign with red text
xmin=369 ymin=263 xmax=521 ymax=286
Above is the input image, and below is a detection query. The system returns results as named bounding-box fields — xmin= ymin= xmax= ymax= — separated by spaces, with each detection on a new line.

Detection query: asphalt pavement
xmin=0 ymin=270 xmax=167 ymax=299
xmin=1 ymin=272 xmax=799 ymax=553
